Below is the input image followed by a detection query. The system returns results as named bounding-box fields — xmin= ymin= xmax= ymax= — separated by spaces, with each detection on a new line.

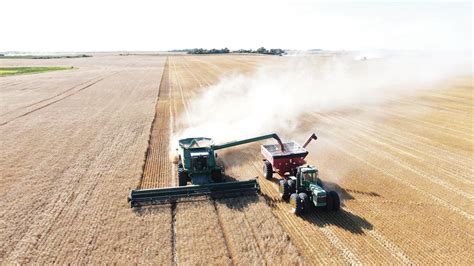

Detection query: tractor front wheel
xmin=263 ymin=161 xmax=273 ymax=180
xmin=299 ymin=192 xmax=311 ymax=213
xmin=326 ymin=191 xmax=340 ymax=211
xmin=279 ymin=180 xmax=290 ymax=201
xmin=290 ymin=193 xmax=303 ymax=215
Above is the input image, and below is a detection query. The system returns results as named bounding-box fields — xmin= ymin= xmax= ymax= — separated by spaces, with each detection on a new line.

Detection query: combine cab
xmin=128 ymin=133 xmax=285 ymax=207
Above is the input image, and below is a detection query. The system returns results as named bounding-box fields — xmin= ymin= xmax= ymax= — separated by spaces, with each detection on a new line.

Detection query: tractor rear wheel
xmin=299 ymin=192 xmax=311 ymax=213
xmin=290 ymin=193 xmax=303 ymax=215
xmin=326 ymin=191 xmax=340 ymax=211
xmin=178 ymin=169 xmax=188 ymax=186
xmin=263 ymin=161 xmax=273 ymax=180
xmin=287 ymin=179 xmax=296 ymax=194
xmin=279 ymin=180 xmax=290 ymax=201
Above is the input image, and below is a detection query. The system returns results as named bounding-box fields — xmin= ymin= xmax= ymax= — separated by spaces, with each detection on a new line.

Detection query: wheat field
xmin=1 ymin=54 xmax=472 ymax=264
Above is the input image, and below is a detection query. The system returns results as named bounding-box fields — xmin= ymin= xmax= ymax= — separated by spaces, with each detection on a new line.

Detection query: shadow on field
xmin=261 ymin=179 xmax=374 ymax=235
xmin=215 ymin=194 xmax=261 ymax=211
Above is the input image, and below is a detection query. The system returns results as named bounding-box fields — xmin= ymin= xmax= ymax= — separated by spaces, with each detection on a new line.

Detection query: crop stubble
xmin=172 ymin=55 xmax=473 ymax=264
xmin=1 ymin=54 xmax=472 ymax=264
xmin=0 ymin=55 xmax=173 ymax=264
xmin=131 ymin=56 xmax=304 ymax=264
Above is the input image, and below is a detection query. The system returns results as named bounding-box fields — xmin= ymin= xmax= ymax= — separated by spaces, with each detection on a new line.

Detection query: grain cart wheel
xmin=279 ymin=180 xmax=290 ymax=201
xmin=178 ymin=169 xmax=188 ymax=186
xmin=290 ymin=193 xmax=303 ymax=215
xmin=263 ymin=161 xmax=273 ymax=180
xmin=326 ymin=191 xmax=340 ymax=211
xmin=299 ymin=193 xmax=311 ymax=213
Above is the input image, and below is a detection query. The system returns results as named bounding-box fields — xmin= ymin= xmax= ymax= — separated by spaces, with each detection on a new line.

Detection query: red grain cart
xmin=261 ymin=133 xmax=318 ymax=179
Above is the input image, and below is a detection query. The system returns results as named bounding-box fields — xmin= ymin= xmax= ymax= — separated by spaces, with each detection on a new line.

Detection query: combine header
xmin=128 ymin=133 xmax=284 ymax=207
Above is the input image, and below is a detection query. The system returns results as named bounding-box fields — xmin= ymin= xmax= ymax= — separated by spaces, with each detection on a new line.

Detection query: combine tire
xmin=290 ymin=193 xmax=303 ymax=215
xmin=263 ymin=161 xmax=273 ymax=180
xmin=279 ymin=180 xmax=290 ymax=201
xmin=299 ymin=192 xmax=311 ymax=213
xmin=326 ymin=191 xmax=340 ymax=211
xmin=211 ymin=169 xmax=223 ymax=183
xmin=178 ymin=169 xmax=188 ymax=186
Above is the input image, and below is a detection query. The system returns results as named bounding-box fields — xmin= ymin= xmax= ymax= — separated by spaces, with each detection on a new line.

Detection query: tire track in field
xmin=330 ymin=112 xmax=473 ymax=183
xmin=170 ymin=59 xmax=191 ymax=125
xmin=256 ymin=160 xmax=413 ymax=264
xmin=211 ymin=56 xmax=412 ymax=263
xmin=316 ymin=111 xmax=474 ymax=205
xmin=171 ymin=57 xmax=304 ymax=264
xmin=169 ymin=57 xmax=235 ymax=263
xmin=326 ymin=133 xmax=473 ymax=220
xmin=139 ymin=58 xmax=232 ymax=265
xmin=179 ymin=56 xmax=354 ymax=263
xmin=0 ymin=74 xmax=104 ymax=118
xmin=322 ymin=115 xmax=474 ymax=197
xmin=187 ymin=56 xmax=389 ymax=263
xmin=0 ymin=73 xmax=115 ymax=127
xmin=211 ymin=200 xmax=235 ymax=265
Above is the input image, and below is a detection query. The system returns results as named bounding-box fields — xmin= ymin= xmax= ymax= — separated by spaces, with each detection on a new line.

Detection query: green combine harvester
xmin=128 ymin=133 xmax=284 ymax=207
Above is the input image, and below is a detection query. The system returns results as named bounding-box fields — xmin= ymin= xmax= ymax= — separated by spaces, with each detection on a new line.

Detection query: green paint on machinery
xmin=128 ymin=133 xmax=284 ymax=207
xmin=278 ymin=165 xmax=340 ymax=215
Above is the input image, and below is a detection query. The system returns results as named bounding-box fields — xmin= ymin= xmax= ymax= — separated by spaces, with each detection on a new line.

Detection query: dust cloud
xmin=174 ymin=51 xmax=470 ymax=145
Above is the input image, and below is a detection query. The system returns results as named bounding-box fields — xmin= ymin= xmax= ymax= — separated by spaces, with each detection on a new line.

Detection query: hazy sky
xmin=1 ymin=0 xmax=471 ymax=52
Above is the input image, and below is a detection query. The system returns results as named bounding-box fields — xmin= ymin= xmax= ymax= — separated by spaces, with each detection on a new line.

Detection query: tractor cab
xmin=299 ymin=167 xmax=318 ymax=184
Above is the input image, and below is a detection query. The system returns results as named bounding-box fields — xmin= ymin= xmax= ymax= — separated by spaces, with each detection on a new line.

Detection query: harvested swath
xmin=89 ymin=206 xmax=173 ymax=264
xmin=174 ymin=200 xmax=231 ymax=265
xmin=0 ymin=55 xmax=168 ymax=263
xmin=169 ymin=56 xmax=474 ymax=264
xmin=216 ymin=196 xmax=303 ymax=265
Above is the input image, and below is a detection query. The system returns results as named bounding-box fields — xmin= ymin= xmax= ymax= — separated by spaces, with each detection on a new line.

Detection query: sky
xmin=0 ymin=0 xmax=472 ymax=52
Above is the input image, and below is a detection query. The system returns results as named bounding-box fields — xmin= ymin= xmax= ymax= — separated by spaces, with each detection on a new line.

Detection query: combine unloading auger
xmin=128 ymin=133 xmax=284 ymax=207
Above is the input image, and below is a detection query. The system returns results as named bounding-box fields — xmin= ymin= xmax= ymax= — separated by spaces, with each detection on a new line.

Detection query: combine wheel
xmin=178 ymin=169 xmax=188 ymax=186
xmin=326 ymin=191 xmax=340 ymax=211
xmin=290 ymin=193 xmax=303 ymax=215
xmin=211 ymin=169 xmax=223 ymax=183
xmin=279 ymin=180 xmax=290 ymax=201
xmin=263 ymin=161 xmax=273 ymax=180
xmin=299 ymin=193 xmax=311 ymax=213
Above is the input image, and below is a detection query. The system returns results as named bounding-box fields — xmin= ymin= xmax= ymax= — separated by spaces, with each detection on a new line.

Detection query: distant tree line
xmin=185 ymin=47 xmax=286 ymax=56
xmin=187 ymin=48 xmax=230 ymax=54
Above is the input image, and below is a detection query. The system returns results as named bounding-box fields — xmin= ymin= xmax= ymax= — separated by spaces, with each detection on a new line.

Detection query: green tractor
xmin=278 ymin=166 xmax=340 ymax=215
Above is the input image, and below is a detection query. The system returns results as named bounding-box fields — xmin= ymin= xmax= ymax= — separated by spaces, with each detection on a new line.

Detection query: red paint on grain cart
xmin=260 ymin=134 xmax=318 ymax=178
